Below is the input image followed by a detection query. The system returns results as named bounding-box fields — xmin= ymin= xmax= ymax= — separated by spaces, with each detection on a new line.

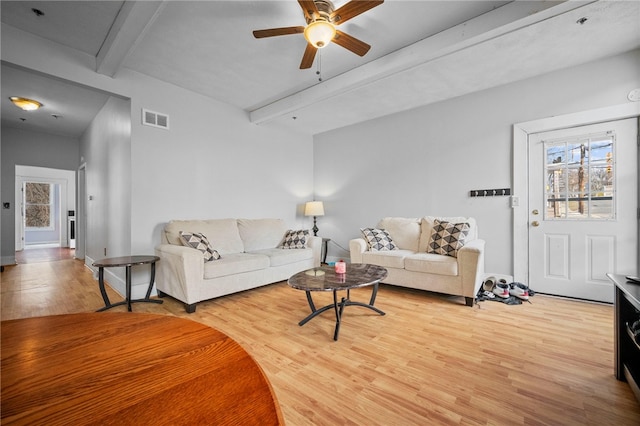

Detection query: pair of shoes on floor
xmin=483 ymin=277 xmax=530 ymax=300
xmin=481 ymin=290 xmax=495 ymax=299
xmin=508 ymin=282 xmax=530 ymax=300
xmin=482 ymin=277 xmax=496 ymax=292
xmin=483 ymin=276 xmax=510 ymax=298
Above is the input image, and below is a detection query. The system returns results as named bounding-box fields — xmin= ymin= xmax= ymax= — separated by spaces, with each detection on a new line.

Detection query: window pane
xmin=546 ymin=198 xmax=566 ymax=218
xmin=591 ymin=199 xmax=613 ymax=219
xmin=570 ymin=201 xmax=588 ymax=218
xmin=546 ymin=171 xmax=565 ymax=195
xmin=590 ymin=166 xmax=612 ymax=194
xmin=26 ymin=205 xmax=50 ymax=227
xmin=25 ymin=182 xmax=53 ymax=229
xmin=547 ymin=145 xmax=566 ymax=166
xmin=25 ymin=182 xmax=50 ymax=204
xmin=543 ymin=134 xmax=615 ymax=220
xmin=567 ymin=142 xmax=588 ymax=166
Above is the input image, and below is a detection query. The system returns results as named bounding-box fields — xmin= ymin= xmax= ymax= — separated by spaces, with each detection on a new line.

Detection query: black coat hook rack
xmin=469 ymin=188 xmax=511 ymax=197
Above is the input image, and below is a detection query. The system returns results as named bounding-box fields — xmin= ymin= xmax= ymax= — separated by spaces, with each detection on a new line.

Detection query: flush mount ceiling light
xmin=9 ymin=97 xmax=43 ymax=111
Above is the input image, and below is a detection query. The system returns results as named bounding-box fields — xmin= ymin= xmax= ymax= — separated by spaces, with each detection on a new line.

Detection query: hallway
xmin=15 ymin=247 xmax=75 ymax=264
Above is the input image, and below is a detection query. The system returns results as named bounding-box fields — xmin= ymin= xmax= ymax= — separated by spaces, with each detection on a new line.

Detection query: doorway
xmin=528 ymin=119 xmax=637 ymax=302
xmin=14 ymin=166 xmax=76 ymax=253
xmin=22 ymin=181 xmax=62 ymax=248
xmin=513 ymin=104 xmax=639 ymax=303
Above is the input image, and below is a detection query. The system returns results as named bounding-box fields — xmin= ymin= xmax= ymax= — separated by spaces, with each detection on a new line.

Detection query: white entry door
xmin=528 ymin=118 xmax=638 ymax=303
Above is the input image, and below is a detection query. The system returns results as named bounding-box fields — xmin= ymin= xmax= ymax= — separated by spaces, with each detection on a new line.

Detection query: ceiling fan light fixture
xmin=304 ymin=20 xmax=335 ymax=48
xmin=9 ymin=97 xmax=42 ymax=111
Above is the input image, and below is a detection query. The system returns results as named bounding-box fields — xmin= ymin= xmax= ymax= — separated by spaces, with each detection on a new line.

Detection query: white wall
xmin=80 ymin=97 xmax=131 ymax=266
xmin=123 ymin=69 xmax=315 ymax=256
xmin=314 ymin=48 xmax=640 ymax=275
xmin=2 ymin=24 xmax=314 ymax=296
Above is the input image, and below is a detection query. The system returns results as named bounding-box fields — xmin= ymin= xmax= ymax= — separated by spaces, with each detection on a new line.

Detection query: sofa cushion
xmin=179 ymin=231 xmax=221 ymax=262
xmin=376 ymin=217 xmax=421 ymax=251
xmin=203 ymin=253 xmax=270 ymax=279
xmin=164 ymin=219 xmax=244 ymax=254
xmin=249 ymin=248 xmax=313 ymax=267
xmin=280 ymin=229 xmax=310 ymax=249
xmin=426 ymin=219 xmax=471 ymax=258
xmin=237 ymin=219 xmax=288 ymax=251
xmin=362 ymin=249 xmax=413 ymax=269
xmin=405 ymin=252 xmax=459 ymax=276
xmin=418 ymin=216 xmax=477 ymax=252
xmin=360 ymin=228 xmax=398 ymax=251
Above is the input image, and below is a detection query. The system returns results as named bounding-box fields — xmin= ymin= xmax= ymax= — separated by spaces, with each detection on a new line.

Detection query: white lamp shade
xmin=303 ymin=21 xmax=335 ymax=48
xmin=304 ymin=201 xmax=325 ymax=216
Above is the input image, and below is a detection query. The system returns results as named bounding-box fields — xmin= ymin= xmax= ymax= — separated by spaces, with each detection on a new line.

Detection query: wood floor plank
xmin=1 ymin=256 xmax=639 ymax=425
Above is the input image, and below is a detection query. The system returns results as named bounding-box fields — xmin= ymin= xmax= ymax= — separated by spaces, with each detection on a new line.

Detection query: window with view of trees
xmin=544 ymin=132 xmax=614 ymax=220
xmin=25 ymin=182 xmax=53 ymax=229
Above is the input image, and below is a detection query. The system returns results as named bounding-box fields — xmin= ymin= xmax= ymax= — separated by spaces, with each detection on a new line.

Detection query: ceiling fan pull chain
xmin=316 ymin=50 xmax=322 ymax=81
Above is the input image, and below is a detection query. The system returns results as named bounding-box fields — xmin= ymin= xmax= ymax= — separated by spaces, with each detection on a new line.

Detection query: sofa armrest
xmin=307 ymin=235 xmax=322 ymax=267
xmin=154 ymin=244 xmax=205 ymax=304
xmin=457 ymin=239 xmax=486 ymax=299
xmin=349 ymin=238 xmax=368 ymax=264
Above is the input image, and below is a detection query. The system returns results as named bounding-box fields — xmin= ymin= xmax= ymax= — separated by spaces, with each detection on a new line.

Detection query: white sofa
xmin=155 ymin=218 xmax=321 ymax=313
xmin=349 ymin=216 xmax=485 ymax=306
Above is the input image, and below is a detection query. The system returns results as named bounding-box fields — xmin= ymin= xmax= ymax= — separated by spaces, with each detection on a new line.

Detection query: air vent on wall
xmin=142 ymin=108 xmax=169 ymax=130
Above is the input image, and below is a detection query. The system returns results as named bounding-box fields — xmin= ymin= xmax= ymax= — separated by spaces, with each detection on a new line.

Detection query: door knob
xmin=531 ymin=221 xmax=540 ymax=227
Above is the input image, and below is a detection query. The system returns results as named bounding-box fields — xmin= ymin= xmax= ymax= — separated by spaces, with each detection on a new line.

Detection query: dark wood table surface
xmin=288 ymin=263 xmax=388 ymax=340
xmin=1 ymin=312 xmax=284 ymax=425
xmin=288 ymin=263 xmax=388 ymax=292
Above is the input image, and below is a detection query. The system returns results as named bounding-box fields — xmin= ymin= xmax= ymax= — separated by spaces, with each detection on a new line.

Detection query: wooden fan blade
xmin=298 ymin=0 xmax=319 ymax=22
xmin=300 ymin=43 xmax=317 ymax=69
xmin=332 ymin=30 xmax=371 ymax=56
xmin=330 ymin=0 xmax=383 ymax=25
xmin=253 ymin=26 xmax=305 ymax=38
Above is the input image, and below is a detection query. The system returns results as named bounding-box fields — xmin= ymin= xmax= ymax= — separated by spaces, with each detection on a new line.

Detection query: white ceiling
xmin=1 ymin=0 xmax=639 ymax=138
xmin=1 ymin=64 xmax=111 ymax=137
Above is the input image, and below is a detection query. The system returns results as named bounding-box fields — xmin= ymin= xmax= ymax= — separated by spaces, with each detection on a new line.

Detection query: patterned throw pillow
xmin=360 ymin=228 xmax=398 ymax=251
xmin=280 ymin=229 xmax=309 ymax=249
xmin=427 ymin=219 xmax=470 ymax=257
xmin=179 ymin=231 xmax=221 ymax=262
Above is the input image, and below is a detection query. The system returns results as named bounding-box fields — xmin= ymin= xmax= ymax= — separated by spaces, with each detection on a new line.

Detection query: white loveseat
xmin=155 ymin=218 xmax=321 ymax=313
xmin=349 ymin=216 xmax=485 ymax=306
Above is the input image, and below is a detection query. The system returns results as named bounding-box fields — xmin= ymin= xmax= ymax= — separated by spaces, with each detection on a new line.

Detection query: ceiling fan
xmin=253 ymin=0 xmax=384 ymax=69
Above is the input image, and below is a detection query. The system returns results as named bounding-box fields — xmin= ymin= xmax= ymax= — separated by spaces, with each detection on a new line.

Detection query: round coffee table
xmin=288 ymin=263 xmax=387 ymax=340
xmin=1 ymin=313 xmax=284 ymax=425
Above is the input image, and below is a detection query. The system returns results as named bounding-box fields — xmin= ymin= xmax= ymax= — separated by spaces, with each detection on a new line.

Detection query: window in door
xmin=25 ymin=182 xmax=54 ymax=230
xmin=544 ymin=131 xmax=614 ymax=220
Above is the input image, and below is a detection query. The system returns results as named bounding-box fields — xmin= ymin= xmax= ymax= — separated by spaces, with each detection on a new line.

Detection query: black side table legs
xmin=94 ymin=256 xmax=163 ymax=312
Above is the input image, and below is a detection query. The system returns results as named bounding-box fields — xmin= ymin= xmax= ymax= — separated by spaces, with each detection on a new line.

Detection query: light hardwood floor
xmin=2 ymin=255 xmax=639 ymax=425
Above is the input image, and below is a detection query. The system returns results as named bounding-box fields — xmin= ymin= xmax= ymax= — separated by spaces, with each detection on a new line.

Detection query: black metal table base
xmin=299 ymin=283 xmax=385 ymax=340
xmin=97 ymin=263 xmax=163 ymax=312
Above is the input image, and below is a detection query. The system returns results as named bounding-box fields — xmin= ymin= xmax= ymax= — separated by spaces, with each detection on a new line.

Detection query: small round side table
xmin=93 ymin=255 xmax=163 ymax=312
